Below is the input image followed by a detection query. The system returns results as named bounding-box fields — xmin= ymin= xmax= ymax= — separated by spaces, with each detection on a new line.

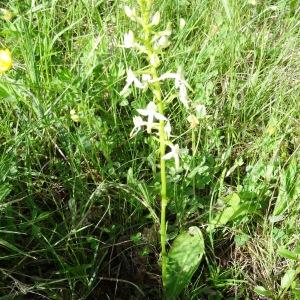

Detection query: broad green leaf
xmin=277 ymin=247 xmax=300 ymax=261
xmin=188 ymin=165 xmax=209 ymax=179
xmin=254 ymin=286 xmax=273 ymax=297
xmin=224 ymin=193 xmax=240 ymax=207
xmin=166 ymin=227 xmax=204 ymax=300
xmin=281 ymin=269 xmax=297 ymax=290
xmin=210 ymin=202 xmax=250 ymax=227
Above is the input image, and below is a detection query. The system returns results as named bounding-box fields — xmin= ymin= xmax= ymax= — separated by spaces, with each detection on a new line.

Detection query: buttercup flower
xmin=0 ymin=49 xmax=12 ymax=74
xmin=137 ymin=101 xmax=167 ymax=133
xmin=162 ymin=143 xmax=181 ymax=170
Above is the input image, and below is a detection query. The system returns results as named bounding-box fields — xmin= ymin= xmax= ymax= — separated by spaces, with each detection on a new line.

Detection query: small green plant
xmin=254 ymin=246 xmax=300 ymax=300
xmin=121 ymin=0 xmax=204 ymax=297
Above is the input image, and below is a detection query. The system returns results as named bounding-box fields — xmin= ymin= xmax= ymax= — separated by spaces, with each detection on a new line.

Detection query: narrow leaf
xmin=281 ymin=269 xmax=297 ymax=290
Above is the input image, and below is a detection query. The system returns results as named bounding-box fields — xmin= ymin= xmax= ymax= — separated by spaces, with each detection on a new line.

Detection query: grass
xmin=0 ymin=0 xmax=299 ymax=299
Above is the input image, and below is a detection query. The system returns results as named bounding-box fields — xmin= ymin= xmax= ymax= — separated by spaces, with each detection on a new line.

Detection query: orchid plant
xmin=120 ymin=1 xmax=205 ymax=296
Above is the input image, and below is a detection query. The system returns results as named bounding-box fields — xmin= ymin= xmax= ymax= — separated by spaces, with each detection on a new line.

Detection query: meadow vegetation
xmin=0 ymin=0 xmax=299 ymax=299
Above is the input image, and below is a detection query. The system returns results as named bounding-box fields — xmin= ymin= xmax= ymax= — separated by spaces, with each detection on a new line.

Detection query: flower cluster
xmin=121 ymin=4 xmax=201 ymax=171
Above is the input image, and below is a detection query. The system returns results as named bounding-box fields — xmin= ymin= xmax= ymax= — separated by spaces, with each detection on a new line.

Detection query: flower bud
xmin=151 ymin=12 xmax=160 ymax=26
xmin=124 ymin=6 xmax=135 ymax=18
xmin=179 ymin=18 xmax=186 ymax=29
xmin=154 ymin=36 xmax=171 ymax=50
xmin=149 ymin=54 xmax=160 ymax=67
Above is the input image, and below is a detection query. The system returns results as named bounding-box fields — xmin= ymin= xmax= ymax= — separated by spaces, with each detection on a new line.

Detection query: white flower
xmin=151 ymin=12 xmax=160 ymax=26
xmin=153 ymin=22 xmax=172 ymax=42
xmin=137 ymin=101 xmax=167 ymax=133
xmin=162 ymin=143 xmax=181 ymax=170
xmin=142 ymin=74 xmax=152 ymax=82
xmin=141 ymin=74 xmax=152 ymax=90
xmin=177 ymin=80 xmax=188 ymax=108
xmin=155 ymin=69 xmax=190 ymax=108
xmin=120 ymin=68 xmax=145 ymax=96
xmin=124 ymin=6 xmax=135 ymax=18
xmin=164 ymin=121 xmax=172 ymax=138
xmin=248 ymin=0 xmax=257 ymax=5
xmin=149 ymin=53 xmax=160 ymax=67
xmin=195 ymin=104 xmax=207 ymax=118
xmin=130 ymin=116 xmax=146 ymax=137
xmin=179 ymin=18 xmax=186 ymax=29
xmin=156 ymin=36 xmax=170 ymax=49
xmin=123 ymin=30 xmax=135 ymax=48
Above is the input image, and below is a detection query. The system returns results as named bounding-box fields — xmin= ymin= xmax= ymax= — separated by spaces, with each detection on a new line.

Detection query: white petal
xmin=146 ymin=101 xmax=157 ymax=112
xmin=149 ymin=54 xmax=160 ymax=67
xmin=137 ymin=108 xmax=149 ymax=116
xmin=124 ymin=31 xmax=134 ymax=48
xmin=162 ymin=152 xmax=174 ymax=160
xmin=133 ymin=77 xmax=145 ymax=89
xmin=179 ymin=83 xmax=189 ymax=108
xmin=142 ymin=74 xmax=152 ymax=82
xmin=157 ymin=72 xmax=179 ymax=81
xmin=130 ymin=127 xmax=140 ymax=137
xmin=164 ymin=121 xmax=172 ymax=138
xmin=127 ymin=68 xmax=145 ymax=89
xmin=174 ymin=155 xmax=180 ymax=170
xmin=157 ymin=36 xmax=170 ymax=48
xmin=133 ymin=116 xmax=145 ymax=127
xmin=179 ymin=18 xmax=186 ymax=29
xmin=151 ymin=12 xmax=160 ymax=26
xmin=124 ymin=6 xmax=134 ymax=18
xmin=154 ymin=112 xmax=167 ymax=121
xmin=120 ymin=82 xmax=131 ymax=96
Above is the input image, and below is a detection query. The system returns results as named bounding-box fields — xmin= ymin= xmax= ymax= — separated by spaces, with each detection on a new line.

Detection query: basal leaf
xmin=166 ymin=226 xmax=205 ymax=300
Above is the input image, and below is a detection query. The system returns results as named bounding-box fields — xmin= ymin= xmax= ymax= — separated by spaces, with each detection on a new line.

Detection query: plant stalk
xmin=140 ymin=0 xmax=168 ymax=290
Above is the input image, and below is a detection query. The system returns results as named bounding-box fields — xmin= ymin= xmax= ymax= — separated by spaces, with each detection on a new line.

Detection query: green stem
xmin=140 ymin=0 xmax=168 ymax=290
xmin=192 ymin=129 xmax=196 ymax=199
xmin=152 ymin=68 xmax=168 ymax=289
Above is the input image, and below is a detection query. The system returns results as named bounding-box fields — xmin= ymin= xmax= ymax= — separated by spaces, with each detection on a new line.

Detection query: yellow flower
xmin=0 ymin=49 xmax=12 ymax=74
xmin=187 ymin=114 xmax=199 ymax=129
xmin=70 ymin=109 xmax=80 ymax=122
